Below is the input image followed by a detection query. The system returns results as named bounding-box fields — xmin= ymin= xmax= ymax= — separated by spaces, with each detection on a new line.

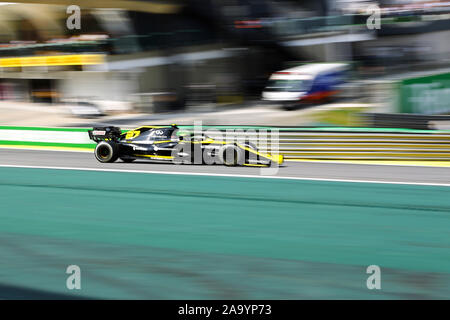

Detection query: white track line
xmin=0 ymin=146 xmax=92 ymax=153
xmin=3 ymin=146 xmax=450 ymax=168
xmin=0 ymin=164 xmax=449 ymax=187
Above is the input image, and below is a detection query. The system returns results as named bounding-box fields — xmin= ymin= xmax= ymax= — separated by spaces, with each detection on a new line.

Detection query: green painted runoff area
xmin=0 ymin=167 xmax=449 ymax=299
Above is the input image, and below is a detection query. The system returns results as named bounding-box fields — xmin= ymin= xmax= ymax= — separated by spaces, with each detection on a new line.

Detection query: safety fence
xmin=186 ymin=126 xmax=450 ymax=160
xmin=1 ymin=126 xmax=450 ymax=160
xmin=361 ymin=113 xmax=450 ymax=130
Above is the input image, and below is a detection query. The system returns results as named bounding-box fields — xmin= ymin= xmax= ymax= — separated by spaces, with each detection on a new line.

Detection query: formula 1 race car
xmin=88 ymin=125 xmax=283 ymax=167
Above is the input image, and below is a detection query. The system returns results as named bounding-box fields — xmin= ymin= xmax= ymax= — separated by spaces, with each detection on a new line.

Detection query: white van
xmin=262 ymin=63 xmax=348 ymax=109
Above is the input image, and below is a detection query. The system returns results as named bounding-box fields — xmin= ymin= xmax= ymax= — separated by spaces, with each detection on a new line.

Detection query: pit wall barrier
xmin=1 ymin=125 xmax=450 ymax=160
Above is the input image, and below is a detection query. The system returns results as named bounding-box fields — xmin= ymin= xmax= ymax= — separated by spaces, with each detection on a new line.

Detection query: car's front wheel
xmin=94 ymin=141 xmax=119 ymax=163
xmin=219 ymin=145 xmax=244 ymax=166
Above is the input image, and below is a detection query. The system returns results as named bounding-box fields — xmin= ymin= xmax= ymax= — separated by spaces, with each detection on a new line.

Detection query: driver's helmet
xmin=175 ymin=130 xmax=192 ymax=141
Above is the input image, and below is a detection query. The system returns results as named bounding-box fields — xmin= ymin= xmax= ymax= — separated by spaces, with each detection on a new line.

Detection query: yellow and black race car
xmin=88 ymin=125 xmax=283 ymax=167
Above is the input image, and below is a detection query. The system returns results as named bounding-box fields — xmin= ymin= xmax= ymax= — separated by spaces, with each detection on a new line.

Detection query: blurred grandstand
xmin=0 ymin=0 xmax=448 ymax=126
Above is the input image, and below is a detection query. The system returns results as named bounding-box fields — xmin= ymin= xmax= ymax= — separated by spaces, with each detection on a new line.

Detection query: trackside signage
xmin=399 ymin=72 xmax=450 ymax=114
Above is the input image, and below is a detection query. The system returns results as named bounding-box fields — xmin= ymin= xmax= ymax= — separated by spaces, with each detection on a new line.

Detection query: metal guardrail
xmin=189 ymin=128 xmax=450 ymax=160
xmin=1 ymin=126 xmax=450 ymax=161
xmin=361 ymin=113 xmax=450 ymax=130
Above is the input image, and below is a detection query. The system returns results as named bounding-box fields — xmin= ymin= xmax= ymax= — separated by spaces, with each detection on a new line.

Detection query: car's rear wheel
xmin=95 ymin=141 xmax=119 ymax=163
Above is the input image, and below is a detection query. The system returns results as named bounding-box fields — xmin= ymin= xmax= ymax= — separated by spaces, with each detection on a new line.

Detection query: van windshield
xmin=265 ymin=79 xmax=311 ymax=92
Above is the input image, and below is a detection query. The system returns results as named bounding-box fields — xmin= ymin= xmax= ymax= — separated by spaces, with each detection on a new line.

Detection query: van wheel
xmin=282 ymin=104 xmax=295 ymax=111
xmin=95 ymin=142 xmax=119 ymax=163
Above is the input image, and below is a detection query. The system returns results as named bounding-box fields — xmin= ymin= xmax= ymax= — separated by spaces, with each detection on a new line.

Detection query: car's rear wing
xmin=88 ymin=126 xmax=122 ymax=142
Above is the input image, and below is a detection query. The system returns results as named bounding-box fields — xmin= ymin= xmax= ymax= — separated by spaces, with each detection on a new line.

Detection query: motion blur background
xmin=0 ymin=0 xmax=449 ymax=128
xmin=1 ymin=1 xmax=450 ymax=300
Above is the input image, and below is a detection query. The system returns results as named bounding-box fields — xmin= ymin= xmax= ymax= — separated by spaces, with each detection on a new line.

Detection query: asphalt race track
xmin=1 ymin=148 xmax=450 ymax=185
xmin=0 ymin=148 xmax=449 ymax=299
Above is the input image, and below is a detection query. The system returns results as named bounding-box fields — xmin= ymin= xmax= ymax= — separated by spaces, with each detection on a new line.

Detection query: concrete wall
xmin=354 ymin=30 xmax=450 ymax=62
xmin=57 ymin=71 xmax=138 ymax=102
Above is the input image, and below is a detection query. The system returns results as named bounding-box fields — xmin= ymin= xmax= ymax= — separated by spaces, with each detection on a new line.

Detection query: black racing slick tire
xmin=219 ymin=144 xmax=244 ymax=166
xmin=94 ymin=141 xmax=119 ymax=163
